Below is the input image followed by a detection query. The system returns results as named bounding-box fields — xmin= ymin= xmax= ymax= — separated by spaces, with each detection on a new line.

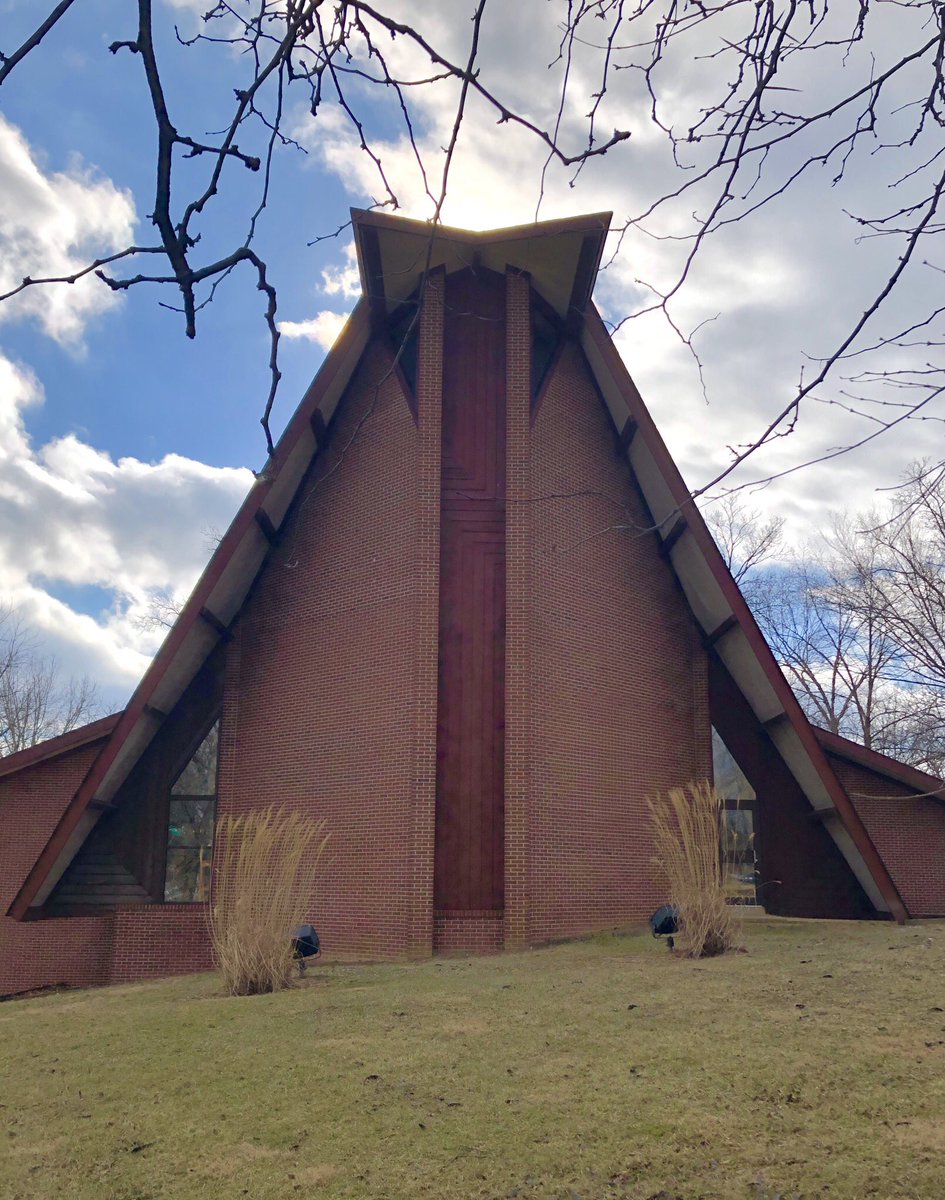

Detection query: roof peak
xmin=351 ymin=207 xmax=612 ymax=327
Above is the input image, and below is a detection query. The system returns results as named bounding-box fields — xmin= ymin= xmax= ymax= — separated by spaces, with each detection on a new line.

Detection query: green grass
xmin=4 ymin=918 xmax=945 ymax=1199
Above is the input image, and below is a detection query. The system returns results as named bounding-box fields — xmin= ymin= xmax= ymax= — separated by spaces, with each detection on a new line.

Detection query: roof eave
xmin=815 ymin=727 xmax=945 ymax=800
xmin=580 ymin=304 xmax=909 ymax=923
xmin=7 ymin=300 xmax=373 ymax=920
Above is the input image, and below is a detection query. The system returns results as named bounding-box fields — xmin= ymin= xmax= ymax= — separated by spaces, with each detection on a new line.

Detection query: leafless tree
xmin=0 ymin=608 xmax=103 ymax=756
xmin=705 ymin=494 xmax=785 ymax=600
xmin=737 ymin=486 xmax=945 ymax=774
xmin=2 ymin=2 xmax=944 ymax=491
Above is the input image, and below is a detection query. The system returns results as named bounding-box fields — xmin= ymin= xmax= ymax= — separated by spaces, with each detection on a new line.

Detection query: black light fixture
xmin=291 ymin=924 xmax=321 ymax=975
xmin=648 ymin=904 xmax=679 ymax=951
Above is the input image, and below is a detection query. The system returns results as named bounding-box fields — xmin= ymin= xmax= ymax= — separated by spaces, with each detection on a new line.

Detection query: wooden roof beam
xmin=615 ymin=416 xmax=637 ymax=458
xmin=704 ymin=613 xmax=739 ymax=647
xmin=199 ymin=607 xmax=232 ymax=643
xmin=659 ymin=516 xmax=687 ymax=557
xmin=255 ymin=509 xmax=280 ymax=548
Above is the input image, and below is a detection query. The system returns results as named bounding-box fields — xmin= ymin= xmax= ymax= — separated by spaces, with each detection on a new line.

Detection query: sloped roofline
xmin=8 ymin=298 xmax=374 ymax=918
xmin=9 ymin=209 xmax=909 ymax=923
xmin=0 ymin=714 xmax=121 ymax=781
xmin=815 ymin=726 xmax=945 ymax=800
xmin=580 ymin=308 xmax=907 ymax=921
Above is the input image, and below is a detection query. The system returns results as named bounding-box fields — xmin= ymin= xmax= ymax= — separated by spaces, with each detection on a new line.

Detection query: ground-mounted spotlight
xmin=291 ymin=924 xmax=321 ymax=975
xmin=649 ymin=904 xmax=679 ymax=951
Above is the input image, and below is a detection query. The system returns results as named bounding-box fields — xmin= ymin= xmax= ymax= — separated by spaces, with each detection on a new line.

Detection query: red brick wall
xmin=433 ymin=910 xmax=503 ymax=955
xmin=512 ymin=313 xmax=712 ymax=945
xmin=831 ymin=754 xmax=945 ymax=918
xmin=109 ymin=905 xmax=212 ymax=983
xmin=217 ymin=337 xmax=438 ymax=960
xmin=0 ymin=741 xmax=115 ymax=995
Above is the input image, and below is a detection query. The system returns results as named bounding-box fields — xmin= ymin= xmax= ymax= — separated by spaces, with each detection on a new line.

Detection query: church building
xmin=2 ymin=210 xmax=944 ymax=996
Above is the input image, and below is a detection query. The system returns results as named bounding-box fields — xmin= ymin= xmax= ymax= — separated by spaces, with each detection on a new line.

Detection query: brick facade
xmin=517 ymin=333 xmax=712 ymax=943
xmin=7 ymin=222 xmax=945 ymax=990
xmin=216 ymin=340 xmax=435 ymax=960
xmin=830 ymin=754 xmax=945 ymax=918
xmin=0 ymin=741 xmax=213 ymax=995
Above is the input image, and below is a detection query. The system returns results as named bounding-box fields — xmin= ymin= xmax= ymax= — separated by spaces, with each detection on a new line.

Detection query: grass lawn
xmin=3 ymin=918 xmax=945 ymax=1199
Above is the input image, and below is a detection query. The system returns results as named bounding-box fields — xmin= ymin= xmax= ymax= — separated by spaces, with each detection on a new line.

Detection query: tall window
xmin=712 ymin=727 xmax=758 ymax=905
xmin=165 ymin=721 xmax=219 ymax=903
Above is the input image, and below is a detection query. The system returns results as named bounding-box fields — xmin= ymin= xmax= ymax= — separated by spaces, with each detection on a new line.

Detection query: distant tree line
xmin=708 ymin=471 xmax=945 ymax=777
xmin=0 ymin=608 xmax=102 ymax=756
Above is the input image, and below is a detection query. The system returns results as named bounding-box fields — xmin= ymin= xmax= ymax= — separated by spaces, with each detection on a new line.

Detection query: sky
xmin=0 ymin=0 xmax=941 ymax=711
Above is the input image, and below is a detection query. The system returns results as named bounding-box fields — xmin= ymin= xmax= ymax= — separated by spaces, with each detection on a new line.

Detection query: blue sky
xmin=0 ymin=0 xmax=939 ymax=711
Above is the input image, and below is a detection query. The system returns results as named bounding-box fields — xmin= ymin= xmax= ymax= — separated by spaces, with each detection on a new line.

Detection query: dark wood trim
xmin=704 ymin=614 xmax=739 ymax=647
xmin=360 ymin=223 xmax=387 ymax=330
xmin=659 ymin=516 xmax=687 ymax=557
xmin=254 ymin=509 xmax=280 ymax=548
xmin=88 ymin=799 xmax=119 ymax=813
xmin=198 ymin=607 xmax=231 ymax=642
xmin=615 ymin=416 xmax=637 ymax=458
xmin=384 ymin=335 xmax=418 ymax=424
xmin=815 ymin=726 xmax=945 ymax=798
xmin=565 ymin=232 xmax=604 ymax=334
xmin=530 ymin=337 xmax=567 ymax=423
xmin=309 ymin=407 xmax=327 ymax=446
xmin=0 ymin=713 xmax=120 ymax=781
xmin=809 ymin=806 xmax=839 ymax=823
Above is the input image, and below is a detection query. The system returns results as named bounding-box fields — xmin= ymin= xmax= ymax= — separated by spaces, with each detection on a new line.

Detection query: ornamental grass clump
xmin=649 ymin=780 xmax=738 ymax=958
xmin=209 ymin=807 xmax=329 ymax=996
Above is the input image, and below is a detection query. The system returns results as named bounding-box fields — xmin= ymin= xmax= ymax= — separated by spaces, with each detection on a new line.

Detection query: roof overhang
xmin=581 ymin=310 xmax=908 ymax=921
xmin=0 ymin=714 xmax=121 ymax=781
xmin=8 ymin=298 xmax=373 ymax=918
xmin=352 ymin=208 xmax=611 ymax=329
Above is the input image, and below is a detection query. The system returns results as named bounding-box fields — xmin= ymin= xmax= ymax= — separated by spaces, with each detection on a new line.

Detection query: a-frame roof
xmin=7 ymin=209 xmax=908 ymax=922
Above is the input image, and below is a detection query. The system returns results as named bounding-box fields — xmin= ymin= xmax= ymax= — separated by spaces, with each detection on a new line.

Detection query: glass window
xmin=165 ymin=722 xmax=218 ymax=902
xmin=713 ymin=727 xmax=758 ymax=905
xmin=712 ymin=727 xmax=755 ymax=803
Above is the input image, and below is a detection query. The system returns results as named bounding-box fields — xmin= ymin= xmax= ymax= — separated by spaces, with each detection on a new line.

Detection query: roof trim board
xmin=816 ymin=727 xmax=945 ymax=800
xmin=0 ymin=714 xmax=120 ymax=781
xmin=352 ymin=208 xmax=612 ymax=322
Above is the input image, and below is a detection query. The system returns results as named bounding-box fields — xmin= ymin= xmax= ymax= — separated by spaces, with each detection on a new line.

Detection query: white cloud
xmin=0 ymin=115 xmax=136 ymax=347
xmin=278 ymin=310 xmax=350 ymax=350
xmin=320 ymin=240 xmax=361 ymax=301
xmin=289 ymin=2 xmax=939 ymax=543
xmin=0 ymin=349 xmax=253 ymax=698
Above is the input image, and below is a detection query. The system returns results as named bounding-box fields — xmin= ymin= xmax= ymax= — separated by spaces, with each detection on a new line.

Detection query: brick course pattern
xmin=109 ymin=905 xmax=212 ymax=984
xmin=0 ymin=742 xmax=112 ymax=995
xmin=216 ymin=342 xmax=434 ymax=961
xmin=831 ymin=754 xmax=945 ymax=918
xmin=518 ymin=335 xmax=712 ymax=944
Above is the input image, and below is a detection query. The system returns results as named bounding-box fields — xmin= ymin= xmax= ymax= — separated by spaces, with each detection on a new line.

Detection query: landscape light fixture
xmin=291 ymin=924 xmax=321 ymax=975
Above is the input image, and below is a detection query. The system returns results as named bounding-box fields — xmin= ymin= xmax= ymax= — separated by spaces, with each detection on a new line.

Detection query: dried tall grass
xmin=209 ymin=807 xmax=329 ymax=995
xmin=648 ymin=780 xmax=738 ymax=958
